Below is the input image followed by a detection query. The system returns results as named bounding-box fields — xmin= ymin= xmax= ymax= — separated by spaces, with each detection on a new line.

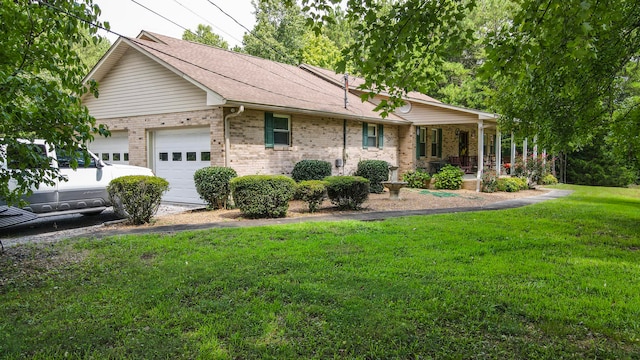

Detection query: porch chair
xmin=459 ymin=156 xmax=473 ymax=174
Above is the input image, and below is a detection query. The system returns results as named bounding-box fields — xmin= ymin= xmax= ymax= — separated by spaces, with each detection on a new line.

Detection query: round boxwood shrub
xmin=295 ymin=180 xmax=327 ymax=213
xmin=402 ymin=169 xmax=431 ymax=189
xmin=193 ymin=166 xmax=237 ymax=209
xmin=291 ymin=160 xmax=332 ymax=182
xmin=355 ymin=160 xmax=388 ymax=193
xmin=107 ymin=175 xmax=169 ymax=225
xmin=230 ymin=175 xmax=296 ymax=218
xmin=433 ymin=164 xmax=464 ymax=190
xmin=324 ymin=176 xmax=370 ymax=210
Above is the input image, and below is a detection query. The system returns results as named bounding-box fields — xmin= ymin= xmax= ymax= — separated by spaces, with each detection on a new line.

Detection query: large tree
xmin=484 ymin=0 xmax=640 ymax=152
xmin=0 ymin=0 xmax=107 ymax=205
xmin=243 ymin=0 xmax=307 ymax=65
xmin=182 ymin=24 xmax=230 ymax=50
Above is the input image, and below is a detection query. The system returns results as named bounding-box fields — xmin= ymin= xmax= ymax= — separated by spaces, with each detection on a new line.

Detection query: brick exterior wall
xmin=96 ymin=107 xmax=494 ymax=180
xmin=227 ymin=109 xmax=399 ymax=177
xmin=95 ymin=108 xmax=223 ymax=168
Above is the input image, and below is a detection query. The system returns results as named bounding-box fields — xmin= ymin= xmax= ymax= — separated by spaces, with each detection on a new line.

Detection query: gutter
xmin=224 ymin=106 xmax=244 ymax=167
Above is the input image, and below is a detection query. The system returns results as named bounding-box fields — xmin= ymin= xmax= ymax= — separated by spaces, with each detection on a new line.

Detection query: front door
xmin=459 ymin=131 xmax=469 ymax=156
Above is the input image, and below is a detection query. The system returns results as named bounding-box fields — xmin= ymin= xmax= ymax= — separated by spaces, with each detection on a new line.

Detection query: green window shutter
xmin=437 ymin=128 xmax=443 ymax=158
xmin=378 ymin=124 xmax=384 ymax=149
xmin=264 ymin=112 xmax=274 ymax=148
xmin=416 ymin=126 xmax=420 ymax=158
xmin=362 ymin=122 xmax=368 ymax=149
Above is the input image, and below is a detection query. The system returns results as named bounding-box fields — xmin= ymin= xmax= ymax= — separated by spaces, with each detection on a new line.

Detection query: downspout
xmin=224 ymin=106 xmax=244 ymax=168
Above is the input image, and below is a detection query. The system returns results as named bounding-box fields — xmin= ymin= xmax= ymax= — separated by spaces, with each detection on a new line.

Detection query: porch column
xmin=495 ymin=130 xmax=502 ymax=176
xmin=533 ymin=135 xmax=538 ymax=159
xmin=476 ymin=120 xmax=484 ymax=192
xmin=510 ymin=132 xmax=516 ymax=175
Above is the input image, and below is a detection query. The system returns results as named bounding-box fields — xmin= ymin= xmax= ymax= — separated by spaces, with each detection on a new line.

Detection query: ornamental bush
xmin=291 ymin=160 xmax=332 ymax=182
xmin=433 ymin=164 xmax=464 ymax=190
xmin=230 ymin=175 xmax=296 ymax=218
xmin=193 ymin=166 xmax=237 ymax=209
xmin=496 ymin=177 xmax=528 ymax=192
xmin=107 ymin=175 xmax=169 ymax=225
xmin=541 ymin=174 xmax=559 ymax=185
xmin=295 ymin=180 xmax=327 ymax=213
xmin=481 ymin=169 xmax=499 ymax=193
xmin=355 ymin=160 xmax=388 ymax=193
xmin=402 ymin=169 xmax=431 ymax=189
xmin=324 ymin=176 xmax=370 ymax=210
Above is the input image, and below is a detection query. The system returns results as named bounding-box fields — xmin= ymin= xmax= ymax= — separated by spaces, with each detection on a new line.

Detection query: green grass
xmin=1 ymin=185 xmax=639 ymax=359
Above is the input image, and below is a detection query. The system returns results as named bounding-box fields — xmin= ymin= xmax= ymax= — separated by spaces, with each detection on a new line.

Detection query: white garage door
xmin=88 ymin=131 xmax=130 ymax=165
xmin=153 ymin=128 xmax=211 ymax=204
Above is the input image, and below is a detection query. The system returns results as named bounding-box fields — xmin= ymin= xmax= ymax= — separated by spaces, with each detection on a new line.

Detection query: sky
xmin=94 ymin=0 xmax=256 ymax=48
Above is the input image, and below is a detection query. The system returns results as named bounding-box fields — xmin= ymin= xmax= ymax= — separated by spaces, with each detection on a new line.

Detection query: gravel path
xmin=1 ymin=187 xmax=561 ymax=249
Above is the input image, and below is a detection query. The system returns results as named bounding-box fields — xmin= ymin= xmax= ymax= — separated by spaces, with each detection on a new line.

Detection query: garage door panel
xmin=88 ymin=131 xmax=129 ymax=165
xmin=154 ymin=128 xmax=210 ymax=204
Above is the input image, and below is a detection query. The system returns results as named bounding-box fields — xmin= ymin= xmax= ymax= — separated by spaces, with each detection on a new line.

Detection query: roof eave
xmin=225 ymin=101 xmax=411 ymax=125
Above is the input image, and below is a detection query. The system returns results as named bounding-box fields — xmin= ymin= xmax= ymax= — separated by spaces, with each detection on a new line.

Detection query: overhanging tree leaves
xmin=484 ymin=0 xmax=640 ymax=153
xmin=0 ymin=0 xmax=107 ymax=206
xmin=298 ymin=0 xmax=476 ymax=117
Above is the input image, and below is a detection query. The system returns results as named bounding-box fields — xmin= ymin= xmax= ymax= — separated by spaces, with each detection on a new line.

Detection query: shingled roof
xmin=85 ymin=31 xmax=409 ymax=124
xmin=299 ymin=63 xmax=441 ymax=104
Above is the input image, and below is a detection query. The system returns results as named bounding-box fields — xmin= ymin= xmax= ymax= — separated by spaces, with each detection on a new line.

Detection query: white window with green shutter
xmin=417 ymin=126 xmax=427 ymax=158
xmin=362 ymin=122 xmax=384 ymax=149
xmin=431 ymin=128 xmax=442 ymax=158
xmin=265 ymin=112 xmax=291 ymax=148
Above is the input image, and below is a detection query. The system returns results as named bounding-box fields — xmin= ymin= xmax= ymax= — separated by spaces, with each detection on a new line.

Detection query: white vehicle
xmin=0 ymin=140 xmax=154 ymax=228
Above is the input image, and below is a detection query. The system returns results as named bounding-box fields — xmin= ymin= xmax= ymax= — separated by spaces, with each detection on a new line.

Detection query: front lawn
xmin=1 ymin=185 xmax=639 ymax=358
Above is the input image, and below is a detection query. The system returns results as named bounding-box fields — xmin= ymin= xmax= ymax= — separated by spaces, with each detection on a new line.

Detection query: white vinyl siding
xmin=84 ymin=49 xmax=212 ymax=119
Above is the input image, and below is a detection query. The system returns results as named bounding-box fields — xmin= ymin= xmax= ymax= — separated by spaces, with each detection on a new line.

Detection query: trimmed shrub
xmin=295 ymin=180 xmax=327 ymax=213
xmin=402 ymin=169 xmax=431 ymax=189
xmin=481 ymin=169 xmax=498 ymax=193
xmin=355 ymin=160 xmax=388 ymax=193
xmin=193 ymin=166 xmax=237 ymax=209
xmin=230 ymin=175 xmax=296 ymax=218
xmin=291 ymin=160 xmax=332 ymax=182
xmin=324 ymin=176 xmax=370 ymax=210
xmin=433 ymin=164 xmax=464 ymax=190
xmin=541 ymin=174 xmax=559 ymax=185
xmin=496 ymin=177 xmax=528 ymax=192
xmin=107 ymin=175 xmax=169 ymax=225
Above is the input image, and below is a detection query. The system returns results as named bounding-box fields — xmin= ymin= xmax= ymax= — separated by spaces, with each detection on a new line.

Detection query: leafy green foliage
xmin=496 ymin=177 xmax=528 ymax=192
xmin=295 ymin=180 xmax=327 ymax=213
xmin=484 ymin=0 xmax=640 ymax=153
xmin=193 ymin=166 xmax=238 ymax=209
xmin=566 ymin=144 xmax=636 ymax=187
xmin=542 ymin=174 xmax=559 ymax=185
xmin=243 ymin=0 xmax=306 ymax=65
xmin=182 ymin=24 xmax=229 ymax=49
xmin=433 ymin=164 xmax=464 ymax=190
xmin=0 ymin=1 xmax=108 ymax=205
xmin=230 ymin=175 xmax=296 ymax=218
xmin=354 ymin=160 xmax=388 ymax=193
xmin=291 ymin=159 xmax=332 ymax=182
xmin=402 ymin=169 xmax=432 ymax=189
xmin=481 ymin=169 xmax=499 ymax=193
xmin=324 ymin=175 xmax=369 ymax=209
xmin=107 ymin=176 xmax=169 ymax=225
